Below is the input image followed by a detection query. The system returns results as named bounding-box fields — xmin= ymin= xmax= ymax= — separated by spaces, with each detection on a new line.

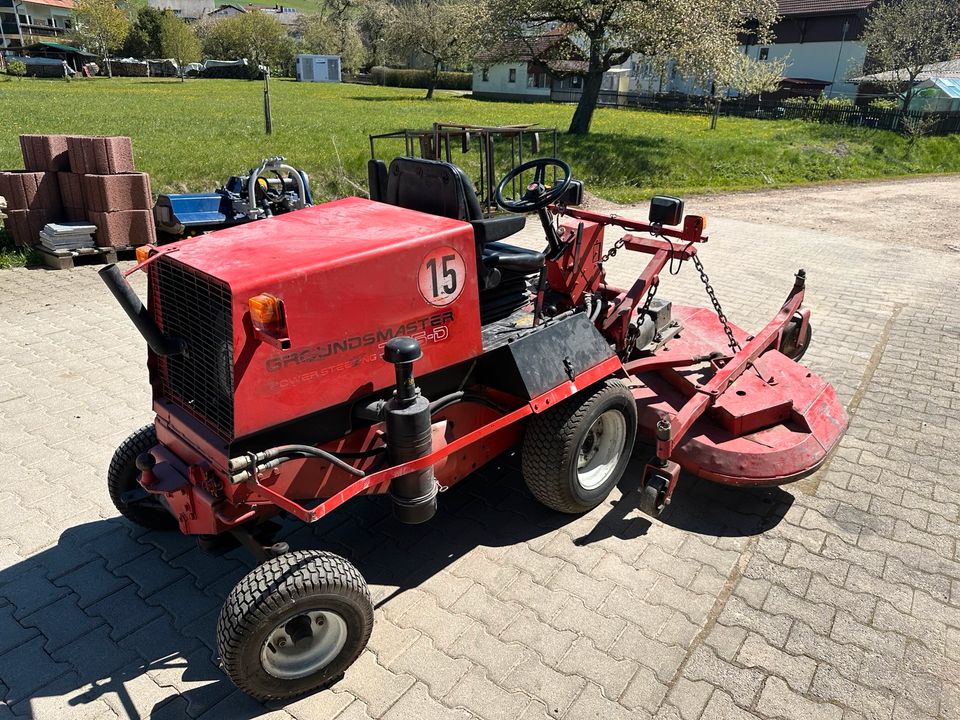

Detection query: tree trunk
xmin=425 ymin=59 xmax=440 ymax=99
xmin=568 ymin=67 xmax=604 ymax=135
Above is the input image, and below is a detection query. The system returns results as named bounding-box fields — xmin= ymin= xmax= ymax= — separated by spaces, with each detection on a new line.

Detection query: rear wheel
xmin=107 ymin=424 xmax=176 ymax=530
xmin=217 ymin=550 xmax=374 ymax=701
xmin=521 ymin=378 xmax=637 ymax=514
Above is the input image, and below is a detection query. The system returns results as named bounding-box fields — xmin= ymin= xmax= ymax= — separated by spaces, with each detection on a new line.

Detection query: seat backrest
xmin=384 ymin=157 xmax=484 ymax=222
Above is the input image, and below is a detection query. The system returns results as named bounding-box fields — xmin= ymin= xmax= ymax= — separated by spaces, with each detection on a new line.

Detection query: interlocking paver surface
xmin=1 ymin=175 xmax=959 ymax=719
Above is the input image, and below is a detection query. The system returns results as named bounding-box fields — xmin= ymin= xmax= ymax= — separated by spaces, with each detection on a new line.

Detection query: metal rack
xmin=369 ymin=122 xmax=559 ymax=215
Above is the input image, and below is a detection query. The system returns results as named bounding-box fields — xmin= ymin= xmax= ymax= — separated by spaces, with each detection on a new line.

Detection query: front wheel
xmin=217 ymin=550 xmax=374 ymax=701
xmin=521 ymin=378 xmax=637 ymax=514
xmin=107 ymin=424 xmax=177 ymax=530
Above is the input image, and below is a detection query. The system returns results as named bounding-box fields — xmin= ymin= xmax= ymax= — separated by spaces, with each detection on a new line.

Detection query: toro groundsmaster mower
xmin=100 ymin=151 xmax=847 ymax=700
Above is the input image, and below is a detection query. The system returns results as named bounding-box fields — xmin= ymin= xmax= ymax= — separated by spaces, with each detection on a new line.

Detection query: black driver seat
xmin=372 ymin=157 xmax=548 ymax=323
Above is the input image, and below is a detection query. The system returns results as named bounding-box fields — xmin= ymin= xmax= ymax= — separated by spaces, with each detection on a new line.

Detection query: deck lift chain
xmin=594 ymin=226 xmax=758 ymax=516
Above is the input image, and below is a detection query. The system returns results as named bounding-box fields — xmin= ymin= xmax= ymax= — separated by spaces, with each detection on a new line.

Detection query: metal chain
xmin=599 ymin=236 xmax=626 ymax=264
xmin=692 ymin=253 xmax=741 ymax=354
xmin=636 ymin=277 xmax=659 ymax=326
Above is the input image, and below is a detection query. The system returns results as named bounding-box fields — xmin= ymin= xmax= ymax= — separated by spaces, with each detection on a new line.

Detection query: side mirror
xmin=649 ymin=195 xmax=684 ymax=226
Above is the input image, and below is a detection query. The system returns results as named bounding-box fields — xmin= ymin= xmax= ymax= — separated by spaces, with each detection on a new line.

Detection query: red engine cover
xmin=157 ymin=197 xmax=482 ymax=439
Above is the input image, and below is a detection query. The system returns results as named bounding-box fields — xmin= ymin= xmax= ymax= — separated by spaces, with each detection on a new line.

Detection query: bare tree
xmin=862 ymin=0 xmax=960 ymax=112
xmin=484 ymin=0 xmax=778 ymax=134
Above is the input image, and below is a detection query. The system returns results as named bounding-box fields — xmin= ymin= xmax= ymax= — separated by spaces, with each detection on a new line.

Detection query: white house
xmin=472 ymin=30 xmax=634 ymax=102
xmin=473 ymin=1 xmax=879 ymax=104
xmin=741 ymin=0 xmax=876 ymax=99
xmin=147 ymin=0 xmax=215 ymax=21
xmin=0 ymin=0 xmax=74 ymax=50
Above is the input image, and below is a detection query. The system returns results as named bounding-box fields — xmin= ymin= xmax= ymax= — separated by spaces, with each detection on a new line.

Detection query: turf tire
xmin=107 ymin=424 xmax=177 ymax=530
xmin=521 ymin=378 xmax=637 ymax=514
xmin=217 ymin=550 xmax=374 ymax=701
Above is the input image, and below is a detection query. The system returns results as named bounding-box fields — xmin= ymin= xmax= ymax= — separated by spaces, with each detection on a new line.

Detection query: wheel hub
xmin=576 ymin=410 xmax=627 ymax=491
xmin=260 ymin=609 xmax=348 ymax=679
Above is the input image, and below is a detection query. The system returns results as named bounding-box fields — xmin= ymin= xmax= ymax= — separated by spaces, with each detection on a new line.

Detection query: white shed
xmin=296 ymin=55 xmax=342 ymax=83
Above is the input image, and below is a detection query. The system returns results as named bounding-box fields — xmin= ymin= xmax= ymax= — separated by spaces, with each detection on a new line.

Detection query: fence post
xmin=263 ymin=68 xmax=273 ymax=135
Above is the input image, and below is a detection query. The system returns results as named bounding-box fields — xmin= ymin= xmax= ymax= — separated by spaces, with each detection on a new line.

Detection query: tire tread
xmin=216 ymin=550 xmax=373 ymax=701
xmin=521 ymin=378 xmax=634 ymax=514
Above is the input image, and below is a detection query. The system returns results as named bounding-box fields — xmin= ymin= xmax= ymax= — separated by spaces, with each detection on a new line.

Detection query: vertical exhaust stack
xmin=383 ymin=337 xmax=437 ymax=524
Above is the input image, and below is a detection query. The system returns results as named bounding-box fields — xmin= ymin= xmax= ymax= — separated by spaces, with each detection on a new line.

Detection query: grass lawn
xmin=2 ymin=77 xmax=960 ymax=207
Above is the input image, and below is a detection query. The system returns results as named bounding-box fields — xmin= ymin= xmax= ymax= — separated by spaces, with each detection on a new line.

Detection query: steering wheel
xmin=495 ymin=158 xmax=572 ymax=213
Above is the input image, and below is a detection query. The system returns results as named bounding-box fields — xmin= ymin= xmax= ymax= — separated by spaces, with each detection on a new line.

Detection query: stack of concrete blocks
xmin=0 ymin=135 xmax=69 ymax=247
xmin=66 ymin=135 xmax=157 ymax=248
xmin=1 ymin=134 xmax=156 ymax=248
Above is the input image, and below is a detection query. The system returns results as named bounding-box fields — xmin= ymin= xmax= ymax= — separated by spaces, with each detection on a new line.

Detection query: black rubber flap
xmin=478 ymin=313 xmax=615 ymax=399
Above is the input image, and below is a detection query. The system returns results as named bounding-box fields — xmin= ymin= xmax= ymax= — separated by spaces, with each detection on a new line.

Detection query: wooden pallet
xmin=39 ymin=245 xmax=118 ymax=270
xmin=113 ymin=244 xmax=150 ymax=261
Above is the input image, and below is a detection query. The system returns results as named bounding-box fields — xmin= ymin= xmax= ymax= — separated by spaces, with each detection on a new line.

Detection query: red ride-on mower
xmin=100 ymin=154 xmax=847 ymax=700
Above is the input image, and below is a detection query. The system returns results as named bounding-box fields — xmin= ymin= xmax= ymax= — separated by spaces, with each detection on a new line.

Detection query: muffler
xmin=99 ymin=264 xmax=186 ymax=357
xmin=382 ymin=337 xmax=437 ymax=524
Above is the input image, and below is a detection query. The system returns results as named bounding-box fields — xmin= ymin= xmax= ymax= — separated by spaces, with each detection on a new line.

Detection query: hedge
xmin=370 ymin=66 xmax=471 ymax=90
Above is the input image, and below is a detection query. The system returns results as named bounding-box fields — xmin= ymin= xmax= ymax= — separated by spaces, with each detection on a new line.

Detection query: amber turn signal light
xmin=683 ymin=214 xmax=707 ymax=235
xmin=248 ymin=293 xmax=283 ymax=330
xmin=135 ymin=245 xmax=155 ymax=269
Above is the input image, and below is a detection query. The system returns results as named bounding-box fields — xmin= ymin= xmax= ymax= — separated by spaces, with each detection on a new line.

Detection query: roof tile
xmin=777 ymin=0 xmax=875 ymax=16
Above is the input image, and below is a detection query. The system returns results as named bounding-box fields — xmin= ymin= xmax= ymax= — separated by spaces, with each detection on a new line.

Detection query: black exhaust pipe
xmin=99 ymin=264 xmax=186 ymax=357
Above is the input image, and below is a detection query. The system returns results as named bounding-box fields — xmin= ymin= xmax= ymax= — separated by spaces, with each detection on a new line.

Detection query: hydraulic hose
xmin=229 ymin=444 xmax=364 ymax=477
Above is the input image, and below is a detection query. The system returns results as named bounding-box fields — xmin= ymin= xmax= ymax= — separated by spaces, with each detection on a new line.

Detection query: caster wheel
xmin=217 ymin=550 xmax=373 ymax=701
xmin=639 ymin=475 xmax=668 ymax=518
xmin=779 ymin=314 xmax=812 ymax=362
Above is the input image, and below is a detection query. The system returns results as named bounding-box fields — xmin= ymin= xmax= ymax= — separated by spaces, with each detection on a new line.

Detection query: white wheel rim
xmin=576 ymin=410 xmax=627 ymax=491
xmin=260 ymin=610 xmax=348 ymax=679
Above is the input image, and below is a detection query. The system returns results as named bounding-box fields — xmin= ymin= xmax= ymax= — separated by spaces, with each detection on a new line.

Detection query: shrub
xmin=7 ymin=60 xmax=27 ymax=79
xmin=370 ymin=66 xmax=471 ymax=90
xmin=868 ymin=97 xmax=898 ymax=111
xmin=784 ymin=94 xmax=854 ymax=109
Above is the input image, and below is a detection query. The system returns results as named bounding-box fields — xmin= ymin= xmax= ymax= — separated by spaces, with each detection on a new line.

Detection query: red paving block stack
xmin=88 ymin=209 xmax=156 ymax=246
xmin=4 ymin=209 xmax=61 ymax=248
xmin=57 ymin=172 xmax=87 ymax=222
xmin=81 ymin=173 xmax=152 ymax=212
xmin=0 ymin=171 xmax=62 ymax=210
xmin=65 ymin=136 xmax=154 ymax=247
xmin=66 ymin=136 xmax=136 ymax=175
xmin=19 ymin=134 xmax=70 ymax=172
xmin=3 ymin=133 xmax=156 ymax=249
xmin=0 ymin=170 xmax=64 ymax=246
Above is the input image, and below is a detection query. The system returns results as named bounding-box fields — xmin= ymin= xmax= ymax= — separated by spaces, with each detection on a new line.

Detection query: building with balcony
xmin=0 ymin=0 xmax=74 ymax=50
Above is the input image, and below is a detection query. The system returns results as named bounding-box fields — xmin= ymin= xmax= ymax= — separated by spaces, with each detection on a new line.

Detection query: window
xmin=570 ymin=75 xmax=582 ymax=89
xmin=508 ymin=68 xmax=516 ymax=83
xmin=481 ymin=67 xmax=488 ymax=82
xmin=759 ymin=47 xmax=769 ymax=61
xmin=527 ymin=71 xmax=546 ymax=88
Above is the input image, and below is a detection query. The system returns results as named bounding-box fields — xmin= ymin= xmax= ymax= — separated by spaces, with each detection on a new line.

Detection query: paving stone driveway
xmin=1 ymin=177 xmax=959 ymax=720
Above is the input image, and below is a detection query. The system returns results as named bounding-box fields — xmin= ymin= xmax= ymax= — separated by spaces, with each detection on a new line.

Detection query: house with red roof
xmin=0 ymin=0 xmax=75 ymax=50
